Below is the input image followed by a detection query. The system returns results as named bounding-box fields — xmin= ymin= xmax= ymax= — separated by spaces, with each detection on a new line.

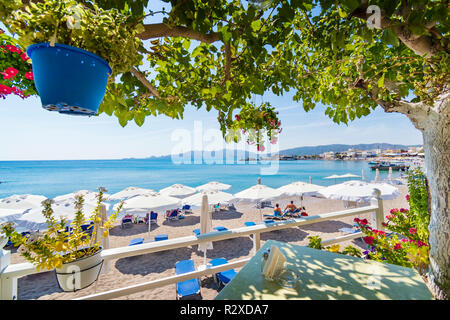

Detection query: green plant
xmin=5 ymin=0 xmax=143 ymax=78
xmin=0 ymin=188 xmax=123 ymax=272
xmin=307 ymin=235 xmax=362 ymax=258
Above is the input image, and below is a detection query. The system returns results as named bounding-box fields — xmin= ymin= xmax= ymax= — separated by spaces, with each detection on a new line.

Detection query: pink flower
xmin=394 ymin=243 xmax=402 ymax=250
xmin=360 ymin=218 xmax=368 ymax=225
xmin=363 ymin=236 xmax=374 ymax=245
xmin=0 ymin=84 xmax=12 ymax=95
xmin=401 ymin=238 xmax=408 ymax=243
xmin=270 ymin=137 xmax=278 ymax=144
xmin=25 ymin=71 xmax=33 ymax=80
xmin=416 ymin=241 xmax=427 ymax=248
xmin=1 ymin=67 xmax=19 ymax=80
xmin=6 ymin=44 xmax=21 ymax=54
xmin=257 ymin=145 xmax=265 ymax=152
xmin=234 ymin=115 xmax=241 ymax=121
xmin=354 ymin=218 xmax=361 ymax=223
xmin=405 ymin=194 xmax=410 ymax=201
xmin=409 ymin=228 xmax=417 ymax=235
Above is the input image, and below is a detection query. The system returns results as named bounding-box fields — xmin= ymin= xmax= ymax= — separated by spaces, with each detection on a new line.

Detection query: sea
xmin=0 ymin=159 xmax=400 ymax=199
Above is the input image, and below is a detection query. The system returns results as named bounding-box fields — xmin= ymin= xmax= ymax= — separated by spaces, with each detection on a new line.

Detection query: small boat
xmin=370 ymin=161 xmax=409 ymax=171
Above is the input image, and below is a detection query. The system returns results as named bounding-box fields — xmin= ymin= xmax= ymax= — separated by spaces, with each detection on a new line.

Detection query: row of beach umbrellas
xmin=0 ymin=177 xmax=400 ymax=231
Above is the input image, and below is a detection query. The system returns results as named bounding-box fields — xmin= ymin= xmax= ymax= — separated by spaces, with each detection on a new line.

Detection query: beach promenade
xmin=9 ymin=185 xmax=409 ymax=300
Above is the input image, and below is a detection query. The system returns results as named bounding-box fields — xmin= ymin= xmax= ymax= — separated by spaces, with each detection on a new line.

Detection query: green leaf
xmin=377 ymin=73 xmax=385 ymax=88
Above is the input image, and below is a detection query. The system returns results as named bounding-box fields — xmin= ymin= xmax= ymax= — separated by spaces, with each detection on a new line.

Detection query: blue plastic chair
xmin=209 ymin=258 xmax=237 ymax=287
xmin=129 ymin=238 xmax=144 ymax=246
xmin=214 ymin=226 xmax=228 ymax=232
xmin=175 ymin=260 xmax=201 ymax=300
xmin=155 ymin=234 xmax=168 ymax=241
xmin=193 ymin=229 xmax=201 ymax=236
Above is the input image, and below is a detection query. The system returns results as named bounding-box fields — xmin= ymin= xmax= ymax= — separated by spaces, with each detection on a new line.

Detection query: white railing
xmin=0 ymin=195 xmax=384 ymax=300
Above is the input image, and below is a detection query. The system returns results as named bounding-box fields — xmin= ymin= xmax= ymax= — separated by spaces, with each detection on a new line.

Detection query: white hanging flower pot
xmin=55 ymin=247 xmax=103 ymax=292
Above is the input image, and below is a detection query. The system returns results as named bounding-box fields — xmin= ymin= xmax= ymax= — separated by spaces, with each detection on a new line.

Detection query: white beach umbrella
xmin=0 ymin=194 xmax=46 ymax=211
xmin=159 ymin=184 xmax=197 ymax=198
xmin=17 ymin=199 xmax=109 ymax=231
xmin=108 ymin=187 xmax=156 ymax=201
xmin=0 ymin=208 xmax=25 ymax=223
xmin=116 ymin=192 xmax=181 ymax=216
xmin=196 ymin=181 xmax=232 ymax=192
xmin=182 ymin=190 xmax=234 ymax=209
xmin=234 ymin=184 xmax=282 ymax=221
xmin=198 ymin=194 xmax=213 ymax=268
xmin=339 ymin=173 xmax=360 ymax=179
xmin=277 ymin=181 xmax=325 ymax=208
xmin=317 ymin=180 xmax=400 ymax=203
xmin=54 ymin=190 xmax=110 ymax=202
xmin=323 ymin=174 xmax=342 ymax=184
xmin=388 ymin=167 xmax=393 ymax=181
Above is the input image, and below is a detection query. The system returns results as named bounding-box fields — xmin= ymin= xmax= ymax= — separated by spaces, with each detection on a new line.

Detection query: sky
xmin=0 ymin=91 xmax=423 ymax=160
xmin=0 ymin=1 xmax=423 ymax=161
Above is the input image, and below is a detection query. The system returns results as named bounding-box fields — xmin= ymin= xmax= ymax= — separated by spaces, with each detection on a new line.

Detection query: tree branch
xmin=130 ymin=67 xmax=161 ymax=99
xmin=138 ymin=23 xmax=220 ymax=44
xmin=223 ymin=43 xmax=231 ymax=83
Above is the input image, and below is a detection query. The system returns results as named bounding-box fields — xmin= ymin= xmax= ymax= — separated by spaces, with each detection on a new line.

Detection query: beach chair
xmin=181 ymin=205 xmax=192 ymax=214
xmin=214 ymin=226 xmax=228 ymax=232
xmin=175 ymin=260 xmax=202 ymax=300
xmin=129 ymin=237 xmax=144 ymax=246
xmin=166 ymin=209 xmax=182 ymax=221
xmin=227 ymin=203 xmax=237 ymax=211
xmin=155 ymin=234 xmax=168 ymax=241
xmin=193 ymin=229 xmax=201 ymax=236
xmin=209 ymin=258 xmax=237 ymax=288
xmin=264 ymin=210 xmax=289 ymax=220
xmin=121 ymin=215 xmax=134 ymax=229
xmin=145 ymin=211 xmax=158 ymax=224
xmin=211 ymin=204 xmax=220 ymax=213
xmin=244 ymin=221 xmax=256 ymax=227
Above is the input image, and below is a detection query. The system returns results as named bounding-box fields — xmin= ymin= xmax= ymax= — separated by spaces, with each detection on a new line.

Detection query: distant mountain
xmin=144 ymin=143 xmax=421 ymax=160
xmin=277 ymin=143 xmax=422 ymax=156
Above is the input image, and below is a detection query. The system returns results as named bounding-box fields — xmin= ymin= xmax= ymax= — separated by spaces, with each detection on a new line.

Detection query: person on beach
xmin=285 ymin=200 xmax=297 ymax=213
xmin=274 ymin=204 xmax=282 ymax=216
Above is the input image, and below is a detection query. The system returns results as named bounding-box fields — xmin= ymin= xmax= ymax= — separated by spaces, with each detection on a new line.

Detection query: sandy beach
xmin=9 ymin=185 xmax=410 ymax=300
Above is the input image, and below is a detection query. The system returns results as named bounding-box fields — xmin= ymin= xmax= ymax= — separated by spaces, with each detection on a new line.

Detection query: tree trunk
xmin=421 ymin=111 xmax=450 ymax=300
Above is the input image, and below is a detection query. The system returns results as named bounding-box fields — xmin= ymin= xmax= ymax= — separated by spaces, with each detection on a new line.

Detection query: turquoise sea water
xmin=0 ymin=159 xmax=399 ymax=199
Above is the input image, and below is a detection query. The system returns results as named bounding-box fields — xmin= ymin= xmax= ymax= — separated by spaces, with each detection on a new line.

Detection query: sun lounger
xmin=121 ymin=215 xmax=134 ymax=229
xmin=155 ymin=234 xmax=168 ymax=241
xmin=129 ymin=237 xmax=144 ymax=246
xmin=175 ymin=260 xmax=202 ymax=300
xmin=145 ymin=211 xmax=158 ymax=224
xmin=165 ymin=209 xmax=182 ymax=221
xmin=209 ymin=258 xmax=237 ymax=288
xmin=264 ymin=210 xmax=289 ymax=220
xmin=214 ymin=226 xmax=228 ymax=232
xmin=193 ymin=228 xmax=201 ymax=236
xmin=181 ymin=205 xmax=193 ymax=214
xmin=227 ymin=203 xmax=237 ymax=211
xmin=244 ymin=221 xmax=256 ymax=227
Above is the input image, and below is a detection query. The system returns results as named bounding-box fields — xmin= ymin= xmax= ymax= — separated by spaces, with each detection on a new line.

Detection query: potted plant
xmin=0 ymin=188 xmax=124 ymax=292
xmin=3 ymin=0 xmax=143 ymax=115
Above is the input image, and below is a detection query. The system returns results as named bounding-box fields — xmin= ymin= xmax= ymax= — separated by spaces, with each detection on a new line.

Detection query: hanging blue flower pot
xmin=26 ymin=43 xmax=112 ymax=116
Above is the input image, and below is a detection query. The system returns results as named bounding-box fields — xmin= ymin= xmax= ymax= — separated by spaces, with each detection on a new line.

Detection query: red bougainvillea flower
xmin=416 ymin=241 xmax=428 ymax=248
xmin=401 ymin=238 xmax=409 ymax=243
xmin=270 ymin=137 xmax=278 ymax=144
xmin=373 ymin=229 xmax=386 ymax=236
xmin=5 ymin=44 xmax=21 ymax=54
xmin=257 ymin=145 xmax=265 ymax=152
xmin=1 ymin=67 xmax=19 ymax=80
xmin=409 ymin=228 xmax=417 ymax=235
xmin=390 ymin=208 xmax=398 ymax=214
xmin=20 ymin=52 xmax=29 ymax=61
xmin=25 ymin=71 xmax=33 ymax=80
xmin=234 ymin=115 xmax=241 ymax=121
xmin=381 ymin=221 xmax=388 ymax=227
xmin=386 ymin=214 xmax=395 ymax=220
xmin=363 ymin=236 xmax=374 ymax=245
xmin=354 ymin=218 xmax=361 ymax=223
xmin=399 ymin=208 xmax=407 ymax=213
xmin=0 ymin=84 xmax=12 ymax=95
xmin=405 ymin=194 xmax=410 ymax=201
xmin=394 ymin=243 xmax=402 ymax=250
xmin=360 ymin=218 xmax=368 ymax=225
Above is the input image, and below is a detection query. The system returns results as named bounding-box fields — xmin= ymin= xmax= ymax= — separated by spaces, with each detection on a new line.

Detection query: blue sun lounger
xmin=193 ymin=228 xmax=201 ymax=236
xmin=175 ymin=260 xmax=202 ymax=300
xmin=209 ymin=258 xmax=237 ymax=287
xmin=244 ymin=221 xmax=256 ymax=227
xmin=214 ymin=226 xmax=228 ymax=232
xmin=129 ymin=237 xmax=144 ymax=246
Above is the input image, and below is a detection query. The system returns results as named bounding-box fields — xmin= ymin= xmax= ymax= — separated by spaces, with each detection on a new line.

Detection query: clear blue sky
xmin=0 ymin=2 xmax=423 ymax=161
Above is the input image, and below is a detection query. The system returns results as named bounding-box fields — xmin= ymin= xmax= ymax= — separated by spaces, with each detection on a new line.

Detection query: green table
xmin=215 ymin=240 xmax=433 ymax=300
